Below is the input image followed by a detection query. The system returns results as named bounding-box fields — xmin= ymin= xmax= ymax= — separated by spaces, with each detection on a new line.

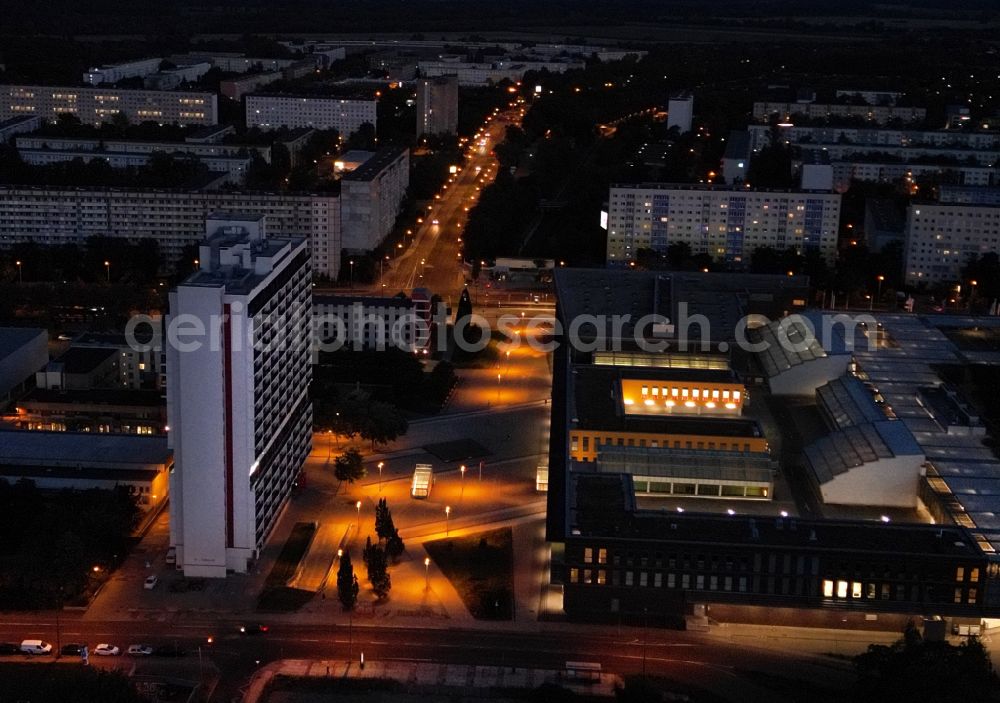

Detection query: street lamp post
xmin=970 ymin=279 xmax=978 ymax=313
xmin=497 ymin=372 xmax=502 ymax=402
xmin=875 ymin=275 xmax=885 ymax=310
xmin=445 ymin=505 xmax=451 ymax=536
xmin=377 ymin=461 xmax=384 ymax=493
xmin=356 ymin=500 xmax=361 ymax=531
xmin=424 ymin=556 xmax=431 ymax=590
xmin=460 ymin=465 xmax=466 ymax=499
xmin=349 ymin=260 xmax=355 ymax=289
xmin=104 ymin=260 xmax=110 ymax=283
xmin=15 ymin=260 xmax=22 ymax=283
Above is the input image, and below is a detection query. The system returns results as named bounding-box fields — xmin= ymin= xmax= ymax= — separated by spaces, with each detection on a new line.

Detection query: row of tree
xmin=335 ymin=497 xmax=406 ymax=608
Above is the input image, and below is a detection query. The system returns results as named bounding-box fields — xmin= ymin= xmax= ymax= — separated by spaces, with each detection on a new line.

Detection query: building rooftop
xmin=341 ymin=146 xmax=408 ymax=182
xmin=0 ymin=115 xmax=40 ymax=130
xmin=0 ymin=429 xmax=170 ymax=468
xmin=594 ymin=445 xmax=776 ymax=485
xmin=816 ymin=375 xmax=887 ymax=430
xmin=751 ymin=318 xmax=834 ymax=378
xmin=0 ymin=327 xmax=46 ymax=359
xmin=567 ymin=472 xmax=979 ymax=556
xmin=53 ymin=346 xmax=117 ymax=375
xmin=804 ymin=420 xmax=923 ymax=486
xmin=572 ymin=365 xmax=763 ymax=438
xmin=554 ymin=269 xmax=809 ymax=346
xmin=19 ymin=388 xmax=164 ymax=408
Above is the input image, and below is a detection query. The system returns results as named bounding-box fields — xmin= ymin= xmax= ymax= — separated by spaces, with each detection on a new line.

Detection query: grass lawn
xmin=257 ymin=586 xmax=314 ymax=613
xmin=423 ymin=527 xmax=513 ymax=620
xmin=256 ymin=522 xmax=317 ymax=612
xmin=265 ymin=522 xmax=317 ymax=588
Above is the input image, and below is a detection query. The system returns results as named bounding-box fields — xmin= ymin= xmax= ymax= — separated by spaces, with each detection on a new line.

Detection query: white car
xmin=127 ymin=644 xmax=153 ymax=656
xmin=143 ymin=575 xmax=158 ymax=590
xmin=94 ymin=644 xmax=120 ymax=656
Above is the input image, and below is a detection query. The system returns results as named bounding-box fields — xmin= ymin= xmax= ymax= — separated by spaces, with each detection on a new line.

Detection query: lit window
xmin=598 ymin=548 xmax=607 ymax=564
xmin=971 ymin=568 xmax=980 ymax=582
xmin=956 ymin=567 xmax=965 ymax=582
xmin=570 ymin=568 xmax=579 ymax=583
xmin=852 ymin=582 xmax=862 ymax=599
xmin=583 ymin=569 xmax=592 ymax=584
xmin=837 ymin=581 xmax=848 ymax=598
xmin=584 ymin=548 xmax=593 ymax=563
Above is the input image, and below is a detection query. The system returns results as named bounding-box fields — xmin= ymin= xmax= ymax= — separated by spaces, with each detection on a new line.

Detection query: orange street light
xmin=445 ymin=505 xmax=451 ymax=535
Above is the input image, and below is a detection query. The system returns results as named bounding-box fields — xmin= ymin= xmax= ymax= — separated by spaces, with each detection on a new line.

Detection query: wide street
xmin=352 ymin=97 xmax=524 ymax=306
xmin=0 ymin=613 xmax=872 ymax=703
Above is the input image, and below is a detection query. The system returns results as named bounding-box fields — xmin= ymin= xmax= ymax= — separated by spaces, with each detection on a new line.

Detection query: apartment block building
xmin=245 ymin=94 xmax=376 ymax=136
xmin=0 ymin=84 xmax=218 ymax=126
xmin=605 ymin=184 xmax=840 ymax=266
xmin=0 ymin=186 xmax=342 ymax=278
xmin=83 ymin=58 xmax=163 ymax=86
xmin=166 ymin=214 xmax=312 ymax=577
xmin=340 ymin=146 xmax=410 ymax=252
xmin=903 ymin=201 xmax=1000 ymax=285
xmin=416 ymin=75 xmax=459 ymax=136
xmin=752 ymin=101 xmax=927 ymax=125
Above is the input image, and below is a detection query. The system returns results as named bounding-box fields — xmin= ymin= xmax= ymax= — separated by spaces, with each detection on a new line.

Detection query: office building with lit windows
xmin=166 ymin=214 xmax=312 ymax=577
xmin=547 ymin=270 xmax=1000 ymax=625
xmin=0 ymin=84 xmax=218 ymax=126
xmin=605 ymin=184 xmax=840 ymax=267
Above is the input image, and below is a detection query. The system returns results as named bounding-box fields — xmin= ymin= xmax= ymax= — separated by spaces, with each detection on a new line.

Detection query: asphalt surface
xmin=0 ymin=615 xmax=856 ymax=702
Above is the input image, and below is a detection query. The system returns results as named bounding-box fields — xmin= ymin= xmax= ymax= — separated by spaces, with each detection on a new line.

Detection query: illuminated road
xmin=0 ymin=615 xmax=858 ymax=702
xmin=381 ymin=101 xmax=525 ymax=306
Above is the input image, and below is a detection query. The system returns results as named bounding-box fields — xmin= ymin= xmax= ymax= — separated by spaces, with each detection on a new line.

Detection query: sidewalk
xmin=244 ymin=658 xmax=622 ymax=703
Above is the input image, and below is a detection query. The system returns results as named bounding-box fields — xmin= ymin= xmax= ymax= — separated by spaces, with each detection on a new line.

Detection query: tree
xmin=333 ymin=448 xmax=366 ymax=483
xmin=357 ymin=400 xmax=408 ymax=450
xmin=386 ymin=529 xmax=405 ymax=562
xmin=336 ymin=548 xmax=359 ymax=610
xmin=374 ymin=497 xmax=394 ymax=542
xmin=364 ymin=542 xmax=392 ymax=599
xmin=854 ymin=621 xmax=996 ymax=702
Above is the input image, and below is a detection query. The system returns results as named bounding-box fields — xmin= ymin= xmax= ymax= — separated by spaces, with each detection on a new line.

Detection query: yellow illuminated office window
xmin=823 ymin=580 xmax=834 ymax=597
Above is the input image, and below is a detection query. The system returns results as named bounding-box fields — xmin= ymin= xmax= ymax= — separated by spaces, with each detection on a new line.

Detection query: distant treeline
xmin=0 ymin=0 xmax=997 ymax=37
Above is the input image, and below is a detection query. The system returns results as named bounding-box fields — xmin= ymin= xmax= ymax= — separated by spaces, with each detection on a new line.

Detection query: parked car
xmin=20 ymin=640 xmax=53 ymax=655
xmin=127 ymin=644 xmax=154 ymax=656
xmin=143 ymin=575 xmax=158 ymax=590
xmin=239 ymin=623 xmax=269 ymax=635
xmin=165 ymin=547 xmax=176 ymax=565
xmin=93 ymin=644 xmax=120 ymax=656
xmin=0 ymin=643 xmax=20 ymax=655
xmin=60 ymin=643 xmax=85 ymax=656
